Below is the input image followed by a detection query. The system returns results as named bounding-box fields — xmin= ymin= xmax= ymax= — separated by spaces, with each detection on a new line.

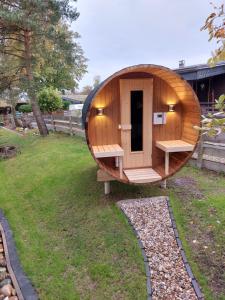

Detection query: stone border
xmin=166 ymin=197 xmax=204 ymax=300
xmin=118 ymin=198 xmax=204 ymax=300
xmin=0 ymin=210 xmax=38 ymax=300
xmin=118 ymin=206 xmax=152 ymax=300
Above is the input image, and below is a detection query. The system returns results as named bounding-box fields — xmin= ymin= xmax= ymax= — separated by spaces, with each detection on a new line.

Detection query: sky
xmin=73 ymin=0 xmax=221 ymax=90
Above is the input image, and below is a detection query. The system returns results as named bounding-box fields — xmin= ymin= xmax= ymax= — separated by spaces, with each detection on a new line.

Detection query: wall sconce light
xmin=96 ymin=107 xmax=104 ymax=116
xmin=168 ymin=104 xmax=175 ymax=112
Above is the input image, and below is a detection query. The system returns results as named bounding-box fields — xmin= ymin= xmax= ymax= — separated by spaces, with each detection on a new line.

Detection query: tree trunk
xmin=11 ymin=105 xmax=20 ymax=127
xmin=24 ymin=30 xmax=48 ymax=136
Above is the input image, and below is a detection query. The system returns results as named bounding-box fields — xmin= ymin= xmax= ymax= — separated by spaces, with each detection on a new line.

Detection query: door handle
xmin=119 ymin=124 xmax=132 ymax=130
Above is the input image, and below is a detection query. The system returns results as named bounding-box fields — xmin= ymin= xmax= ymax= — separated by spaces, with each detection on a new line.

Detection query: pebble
xmin=0 ymin=231 xmax=18 ymax=299
xmin=0 ymin=268 xmax=6 ymax=273
xmin=118 ymin=197 xmax=199 ymax=300
xmin=0 ymin=278 xmax=12 ymax=288
xmin=0 ymin=284 xmax=13 ymax=296
xmin=0 ymin=259 xmax=6 ymax=268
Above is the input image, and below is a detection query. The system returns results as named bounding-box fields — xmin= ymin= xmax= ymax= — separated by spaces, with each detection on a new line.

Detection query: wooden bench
xmin=92 ymin=144 xmax=124 ymax=179
xmin=156 ymin=140 xmax=194 ymax=176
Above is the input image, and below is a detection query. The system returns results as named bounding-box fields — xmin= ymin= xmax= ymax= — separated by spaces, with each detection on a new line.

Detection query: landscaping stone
xmin=0 ymin=279 xmax=11 ymax=289
xmin=0 ymin=259 xmax=6 ymax=268
xmin=118 ymin=197 xmax=203 ymax=299
xmin=0 ymin=283 xmax=13 ymax=296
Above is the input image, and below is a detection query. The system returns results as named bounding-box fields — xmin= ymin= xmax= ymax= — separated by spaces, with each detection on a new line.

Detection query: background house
xmin=175 ymin=61 xmax=225 ymax=114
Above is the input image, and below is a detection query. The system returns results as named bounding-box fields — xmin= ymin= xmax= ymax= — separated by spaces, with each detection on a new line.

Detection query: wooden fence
xmin=32 ymin=113 xmax=85 ymax=137
xmin=191 ymin=140 xmax=225 ymax=173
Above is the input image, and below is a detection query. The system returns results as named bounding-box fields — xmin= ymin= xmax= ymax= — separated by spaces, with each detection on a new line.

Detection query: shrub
xmin=18 ymin=104 xmax=32 ymax=113
xmin=62 ymin=100 xmax=70 ymax=110
xmin=38 ymin=87 xmax=63 ymax=113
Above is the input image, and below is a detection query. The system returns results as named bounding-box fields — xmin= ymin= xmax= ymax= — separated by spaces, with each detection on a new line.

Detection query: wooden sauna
xmin=82 ymin=64 xmax=201 ymax=185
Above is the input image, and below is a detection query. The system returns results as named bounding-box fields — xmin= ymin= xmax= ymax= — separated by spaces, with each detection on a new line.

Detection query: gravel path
xmin=118 ymin=197 xmax=201 ymax=300
xmin=0 ymin=232 xmax=18 ymax=299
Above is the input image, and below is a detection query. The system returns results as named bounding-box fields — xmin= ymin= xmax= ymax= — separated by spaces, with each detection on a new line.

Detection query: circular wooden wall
xmin=82 ymin=64 xmax=201 ymax=184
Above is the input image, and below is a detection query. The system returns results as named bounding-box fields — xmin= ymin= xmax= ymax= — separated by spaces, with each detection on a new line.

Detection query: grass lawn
xmin=0 ymin=129 xmax=224 ymax=299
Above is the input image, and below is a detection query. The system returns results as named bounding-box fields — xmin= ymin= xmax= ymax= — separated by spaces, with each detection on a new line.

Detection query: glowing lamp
xmin=168 ymin=104 xmax=175 ymax=112
xmin=96 ymin=107 xmax=104 ymax=116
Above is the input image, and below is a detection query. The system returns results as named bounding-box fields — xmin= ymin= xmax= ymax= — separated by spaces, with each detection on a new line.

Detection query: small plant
xmin=194 ymin=94 xmax=225 ymax=136
xmin=18 ymin=104 xmax=32 ymax=113
xmin=38 ymin=87 xmax=63 ymax=114
xmin=62 ymin=100 xmax=70 ymax=111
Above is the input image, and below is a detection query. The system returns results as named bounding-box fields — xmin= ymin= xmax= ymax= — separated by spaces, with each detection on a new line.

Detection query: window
xmin=131 ymin=90 xmax=143 ymax=151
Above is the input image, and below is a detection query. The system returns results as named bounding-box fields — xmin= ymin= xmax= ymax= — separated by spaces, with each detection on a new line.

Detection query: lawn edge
xmin=166 ymin=197 xmax=204 ymax=300
xmin=0 ymin=209 xmax=38 ymax=300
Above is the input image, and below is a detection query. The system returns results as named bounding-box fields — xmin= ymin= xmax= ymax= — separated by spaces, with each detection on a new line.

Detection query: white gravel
xmin=118 ymin=197 xmax=198 ymax=300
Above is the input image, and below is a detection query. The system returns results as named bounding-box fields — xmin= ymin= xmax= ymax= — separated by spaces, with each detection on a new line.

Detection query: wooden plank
xmin=92 ymin=144 xmax=124 ymax=158
xmin=123 ymin=168 xmax=162 ymax=183
xmin=156 ymin=140 xmax=194 ymax=152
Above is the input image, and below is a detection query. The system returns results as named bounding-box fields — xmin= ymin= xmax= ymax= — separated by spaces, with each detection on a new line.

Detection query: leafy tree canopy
xmin=0 ymin=0 xmax=87 ymax=135
xmin=201 ymin=3 xmax=225 ymax=64
xmin=38 ymin=87 xmax=63 ymax=113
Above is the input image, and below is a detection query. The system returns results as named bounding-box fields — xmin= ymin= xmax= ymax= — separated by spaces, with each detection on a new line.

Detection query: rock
xmin=0 ymin=272 xmax=8 ymax=282
xmin=11 ymin=288 xmax=16 ymax=296
xmin=0 ymin=268 xmax=6 ymax=274
xmin=0 ymin=259 xmax=6 ymax=267
xmin=0 ymin=245 xmax=3 ymax=253
xmin=9 ymin=297 xmax=18 ymax=300
xmin=0 ymin=284 xmax=13 ymax=296
xmin=0 ymin=279 xmax=12 ymax=289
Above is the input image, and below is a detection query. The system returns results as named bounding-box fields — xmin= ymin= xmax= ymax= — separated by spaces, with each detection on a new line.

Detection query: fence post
xmin=69 ymin=115 xmax=73 ymax=136
xmin=51 ymin=114 xmax=56 ymax=132
xmin=196 ymin=135 xmax=205 ymax=169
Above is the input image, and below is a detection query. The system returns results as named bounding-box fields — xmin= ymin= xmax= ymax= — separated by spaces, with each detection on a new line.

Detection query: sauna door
xmin=120 ymin=79 xmax=153 ymax=169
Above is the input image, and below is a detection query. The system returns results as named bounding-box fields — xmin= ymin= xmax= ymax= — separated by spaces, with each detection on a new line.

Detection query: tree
xmin=34 ymin=23 xmax=87 ymax=91
xmin=38 ymin=87 xmax=63 ymax=114
xmin=81 ymin=85 xmax=93 ymax=95
xmin=201 ymin=3 xmax=225 ymax=64
xmin=93 ymin=75 xmax=101 ymax=88
xmin=0 ymin=1 xmax=87 ymax=136
xmin=196 ymin=3 xmax=225 ymax=137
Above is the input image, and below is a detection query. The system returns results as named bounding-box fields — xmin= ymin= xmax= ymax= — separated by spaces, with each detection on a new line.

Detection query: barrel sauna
xmin=82 ymin=64 xmax=200 ymax=187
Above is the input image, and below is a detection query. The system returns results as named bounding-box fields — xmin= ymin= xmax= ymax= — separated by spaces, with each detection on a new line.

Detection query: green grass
xmin=0 ymin=129 xmax=225 ymax=299
xmin=169 ymin=166 xmax=225 ymax=300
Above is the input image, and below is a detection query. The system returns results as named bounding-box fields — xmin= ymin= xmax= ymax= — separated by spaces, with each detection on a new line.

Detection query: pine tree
xmin=0 ymin=1 xmax=87 ymax=136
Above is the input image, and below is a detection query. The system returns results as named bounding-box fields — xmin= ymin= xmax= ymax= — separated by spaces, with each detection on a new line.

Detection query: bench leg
xmin=119 ymin=156 xmax=123 ymax=179
xmin=161 ymin=152 xmax=169 ymax=189
xmin=161 ymin=180 xmax=167 ymax=189
xmin=104 ymin=182 xmax=110 ymax=195
xmin=115 ymin=156 xmax=119 ymax=168
xmin=165 ymin=152 xmax=169 ymax=176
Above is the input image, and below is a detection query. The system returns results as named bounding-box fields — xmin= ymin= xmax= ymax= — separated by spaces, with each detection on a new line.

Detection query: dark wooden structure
xmin=82 ymin=64 xmax=200 ymax=187
xmin=175 ymin=61 xmax=225 ymax=114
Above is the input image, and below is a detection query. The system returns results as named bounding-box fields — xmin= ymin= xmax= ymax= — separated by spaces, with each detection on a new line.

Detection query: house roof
xmin=174 ymin=61 xmax=225 ymax=81
xmin=61 ymin=94 xmax=87 ymax=104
